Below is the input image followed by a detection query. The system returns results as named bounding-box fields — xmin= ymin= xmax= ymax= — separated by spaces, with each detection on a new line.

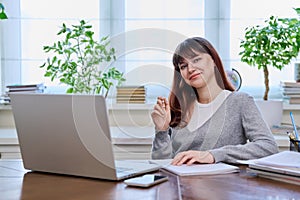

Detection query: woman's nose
xmin=188 ymin=63 xmax=196 ymax=72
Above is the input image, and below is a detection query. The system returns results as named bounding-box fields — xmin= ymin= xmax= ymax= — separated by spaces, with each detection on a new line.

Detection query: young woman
xmin=151 ymin=37 xmax=278 ymax=165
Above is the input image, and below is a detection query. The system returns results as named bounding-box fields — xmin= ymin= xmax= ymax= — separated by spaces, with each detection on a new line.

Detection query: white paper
xmin=161 ymin=163 xmax=239 ymax=176
xmin=254 ymin=151 xmax=300 ymax=168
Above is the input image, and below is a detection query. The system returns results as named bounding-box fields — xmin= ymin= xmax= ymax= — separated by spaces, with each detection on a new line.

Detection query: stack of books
xmin=116 ymin=86 xmax=146 ymax=104
xmin=280 ymin=81 xmax=300 ymax=104
xmin=6 ymin=83 xmax=45 ymax=93
xmin=242 ymin=151 xmax=300 ymax=185
xmin=1 ymin=83 xmax=45 ymax=104
xmin=0 ymin=94 xmax=10 ymax=105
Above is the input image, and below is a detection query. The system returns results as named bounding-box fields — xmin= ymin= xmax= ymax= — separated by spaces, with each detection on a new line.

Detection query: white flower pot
xmin=255 ymin=100 xmax=283 ymax=127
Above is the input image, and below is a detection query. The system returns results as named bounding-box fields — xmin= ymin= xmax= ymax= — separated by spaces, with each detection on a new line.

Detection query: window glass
xmin=16 ymin=0 xmax=300 ymax=99
xmin=20 ymin=0 xmax=99 ymax=85
xmin=230 ymin=0 xmax=300 ymax=98
xmin=19 ymin=0 xmax=204 ymax=94
xmin=124 ymin=0 xmax=204 ymax=96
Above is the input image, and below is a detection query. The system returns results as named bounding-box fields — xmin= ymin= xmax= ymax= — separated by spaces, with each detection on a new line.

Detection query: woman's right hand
xmin=151 ymin=97 xmax=171 ymax=131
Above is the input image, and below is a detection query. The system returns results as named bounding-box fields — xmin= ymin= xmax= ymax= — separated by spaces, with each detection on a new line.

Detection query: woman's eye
xmin=179 ymin=64 xmax=187 ymax=70
xmin=193 ymin=58 xmax=201 ymax=63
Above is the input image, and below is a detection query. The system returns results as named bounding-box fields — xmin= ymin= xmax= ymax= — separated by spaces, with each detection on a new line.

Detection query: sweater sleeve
xmin=151 ymin=127 xmax=173 ymax=159
xmin=209 ymin=94 xmax=279 ymax=164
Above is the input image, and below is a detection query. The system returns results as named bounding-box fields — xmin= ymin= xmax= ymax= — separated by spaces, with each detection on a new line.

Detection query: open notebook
xmin=238 ymin=151 xmax=300 ymax=169
xmin=238 ymin=151 xmax=300 ymax=185
xmin=241 ymin=151 xmax=300 ymax=176
xmin=148 ymin=159 xmax=239 ymax=176
xmin=250 ymin=151 xmax=300 ymax=168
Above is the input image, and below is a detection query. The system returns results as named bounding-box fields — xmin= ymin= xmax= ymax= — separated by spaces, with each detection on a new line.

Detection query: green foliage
xmin=0 ymin=3 xmax=8 ymax=20
xmin=240 ymin=16 xmax=300 ymax=70
xmin=239 ymin=8 xmax=300 ymax=100
xmin=40 ymin=20 xmax=125 ymax=97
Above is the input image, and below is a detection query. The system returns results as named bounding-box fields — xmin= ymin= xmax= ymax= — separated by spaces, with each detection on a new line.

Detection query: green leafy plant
xmin=239 ymin=8 xmax=300 ymax=100
xmin=40 ymin=20 xmax=125 ymax=97
xmin=0 ymin=3 xmax=8 ymax=20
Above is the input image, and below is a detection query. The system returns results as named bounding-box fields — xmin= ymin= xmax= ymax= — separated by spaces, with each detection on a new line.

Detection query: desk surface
xmin=0 ymin=160 xmax=300 ymax=200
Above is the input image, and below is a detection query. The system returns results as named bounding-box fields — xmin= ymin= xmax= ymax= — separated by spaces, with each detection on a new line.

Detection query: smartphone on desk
xmin=124 ymin=175 xmax=168 ymax=188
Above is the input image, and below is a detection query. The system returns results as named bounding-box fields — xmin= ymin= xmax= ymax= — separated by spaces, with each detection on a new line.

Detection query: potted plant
xmin=239 ymin=9 xmax=300 ymax=127
xmin=239 ymin=8 xmax=300 ymax=101
xmin=40 ymin=20 xmax=125 ymax=97
xmin=0 ymin=3 xmax=8 ymax=20
xmin=0 ymin=3 xmax=7 ymax=94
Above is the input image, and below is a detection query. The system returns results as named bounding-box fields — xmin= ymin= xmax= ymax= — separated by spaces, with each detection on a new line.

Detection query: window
xmin=1 ymin=0 xmax=299 ymax=99
xmin=21 ymin=0 xmax=100 ymax=86
xmin=230 ymin=0 xmax=300 ymax=99
xmin=0 ymin=0 xmax=99 ymax=93
xmin=118 ymin=0 xmax=205 ymax=97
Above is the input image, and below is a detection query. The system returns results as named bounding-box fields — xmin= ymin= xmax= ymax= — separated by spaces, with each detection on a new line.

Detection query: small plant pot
xmin=255 ymin=100 xmax=283 ymax=127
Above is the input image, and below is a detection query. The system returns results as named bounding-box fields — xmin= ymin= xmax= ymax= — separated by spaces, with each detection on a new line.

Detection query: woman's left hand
xmin=171 ymin=150 xmax=215 ymax=166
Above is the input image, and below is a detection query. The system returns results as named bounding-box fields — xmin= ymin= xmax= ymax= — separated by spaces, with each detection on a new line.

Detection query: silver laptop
xmin=10 ymin=93 xmax=159 ymax=180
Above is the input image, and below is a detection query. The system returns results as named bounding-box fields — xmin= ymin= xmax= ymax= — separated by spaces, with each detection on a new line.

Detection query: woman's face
xmin=178 ymin=52 xmax=216 ymax=89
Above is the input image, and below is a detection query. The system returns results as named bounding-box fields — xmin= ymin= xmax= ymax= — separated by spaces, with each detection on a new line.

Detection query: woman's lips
xmin=189 ymin=73 xmax=201 ymax=80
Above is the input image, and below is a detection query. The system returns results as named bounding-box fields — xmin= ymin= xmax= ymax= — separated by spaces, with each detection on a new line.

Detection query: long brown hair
xmin=169 ymin=37 xmax=235 ymax=128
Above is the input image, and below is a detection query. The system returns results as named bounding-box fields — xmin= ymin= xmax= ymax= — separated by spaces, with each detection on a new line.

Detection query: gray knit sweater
xmin=151 ymin=92 xmax=279 ymax=164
